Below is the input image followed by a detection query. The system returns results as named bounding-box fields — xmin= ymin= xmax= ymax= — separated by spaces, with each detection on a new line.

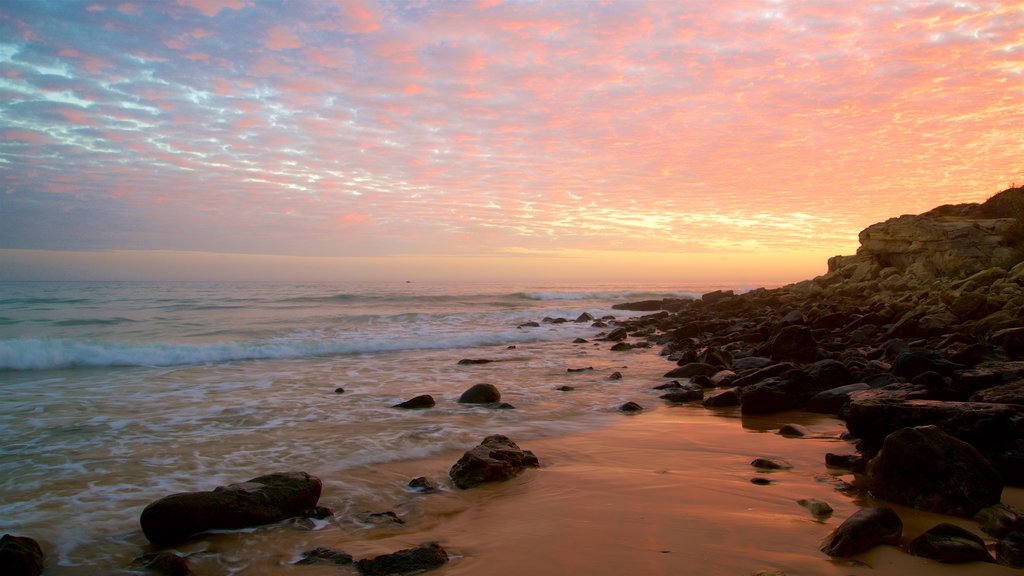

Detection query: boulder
xmin=663 ymin=362 xmax=719 ymax=378
xmin=892 ymin=350 xmax=965 ymax=379
xmin=296 ymin=547 xmax=354 ymax=566
xmin=997 ymin=532 xmax=1024 ymax=568
xmin=820 ymin=507 xmax=903 ymax=557
xmin=769 ymin=325 xmax=817 ymax=363
xmin=805 ymin=383 xmax=870 ymax=415
xmin=703 ymin=387 xmax=741 ymax=408
xmin=448 ymin=435 xmax=539 ymax=489
xmin=867 ymin=426 xmax=1002 ymax=517
xmin=393 ymin=394 xmax=436 ymax=409
xmin=457 ymin=383 xmax=501 ymax=404
xmin=843 ymin=396 xmax=1024 ymax=450
xmin=740 ymin=371 xmax=817 ymax=415
xmin=355 ymin=543 xmax=448 ymax=575
xmin=908 ymin=523 xmax=994 ymax=563
xmin=619 ymin=401 xmax=643 ymax=413
xmin=139 ymin=472 xmax=322 ymax=545
xmin=971 ymin=380 xmax=1024 ymax=404
xmin=0 ymin=534 xmax=44 ymax=576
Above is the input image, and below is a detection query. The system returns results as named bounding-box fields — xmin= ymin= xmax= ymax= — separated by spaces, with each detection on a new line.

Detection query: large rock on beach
xmin=139 ymin=472 xmax=322 ymax=545
xmin=908 ymin=523 xmax=994 ymax=564
xmin=0 ymin=534 xmax=44 ymax=576
xmin=843 ymin=395 xmax=1024 ymax=451
xmin=820 ymin=507 xmax=903 ymax=557
xmin=355 ymin=543 xmax=448 ymax=575
xmin=457 ymin=383 xmax=501 ymax=404
xmin=449 ymin=435 xmax=539 ymax=489
xmin=769 ymin=325 xmax=817 ymax=363
xmin=867 ymin=426 xmax=1002 ymax=517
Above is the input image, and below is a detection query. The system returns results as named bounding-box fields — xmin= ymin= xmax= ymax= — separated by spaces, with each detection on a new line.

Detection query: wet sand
xmin=172 ymin=404 xmax=1024 ymax=576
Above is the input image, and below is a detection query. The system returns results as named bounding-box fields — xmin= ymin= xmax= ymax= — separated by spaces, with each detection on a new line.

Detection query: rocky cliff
xmin=823 ymin=186 xmax=1023 ymax=286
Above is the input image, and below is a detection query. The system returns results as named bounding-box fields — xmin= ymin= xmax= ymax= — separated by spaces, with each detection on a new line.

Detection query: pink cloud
xmin=334 ymin=0 xmax=383 ymax=34
xmin=265 ymin=25 xmax=302 ymax=51
xmin=175 ymin=0 xmax=249 ymax=18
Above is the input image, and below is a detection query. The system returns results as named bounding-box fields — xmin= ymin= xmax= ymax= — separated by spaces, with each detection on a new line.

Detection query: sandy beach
xmin=159 ymin=404 xmax=1024 ymax=576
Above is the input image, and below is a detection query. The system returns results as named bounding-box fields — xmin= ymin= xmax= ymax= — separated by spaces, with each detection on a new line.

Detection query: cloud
xmin=0 ymin=0 xmax=1020 ymax=283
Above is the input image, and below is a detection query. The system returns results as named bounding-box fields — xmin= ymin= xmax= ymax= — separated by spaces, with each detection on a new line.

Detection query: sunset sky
xmin=1 ymin=1 xmax=1021 ymax=285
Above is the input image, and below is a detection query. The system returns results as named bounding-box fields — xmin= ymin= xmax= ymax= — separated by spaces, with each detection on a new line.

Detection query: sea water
xmin=0 ymin=280 xmax=704 ymax=572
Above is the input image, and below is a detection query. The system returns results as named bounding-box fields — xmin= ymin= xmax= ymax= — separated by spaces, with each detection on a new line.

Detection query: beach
xmin=2 ymin=279 xmax=1022 ymax=574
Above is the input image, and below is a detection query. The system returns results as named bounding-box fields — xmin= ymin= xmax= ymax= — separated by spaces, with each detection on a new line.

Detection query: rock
xmin=555 ymin=385 xmax=575 ymax=391
xmin=740 ymin=372 xmax=815 ymax=415
xmin=660 ymin=388 xmax=704 ymax=403
xmin=457 ymin=383 xmax=501 ymax=404
xmin=975 ymin=503 xmax=1024 ymax=539
xmin=567 ymin=366 xmax=593 ymax=373
xmin=575 ymin=312 xmax=594 ymax=322
xmin=296 ymin=547 xmax=354 ymax=566
xmin=605 ymin=327 xmax=629 ymax=341
xmin=993 ymin=327 xmax=1024 ymax=359
xmin=769 ymin=325 xmax=817 ymax=363
xmin=393 ymin=394 xmax=435 ymax=409
xmin=610 ymin=342 xmax=633 ymax=351
xmin=805 ymin=359 xmax=853 ymax=389
xmin=750 ymin=477 xmax=772 ymax=485
xmin=573 ymin=337 xmax=588 ymax=343
xmin=357 ymin=511 xmax=405 ymax=525
xmin=408 ymin=477 xmax=438 ymax=493
xmin=619 ymin=401 xmax=643 ymax=413
xmin=732 ymin=362 xmax=795 ymax=388
xmin=820 ymin=507 xmax=903 ymax=557
xmin=457 ymin=358 xmax=494 ymax=365
xmin=518 ymin=321 xmax=539 ymax=328
xmin=609 ymin=371 xmax=622 ymax=380
xmin=732 ymin=356 xmax=774 ymax=371
xmin=797 ymin=498 xmax=834 ymax=518
xmin=908 ymin=523 xmax=994 ymax=563
xmin=355 ymin=543 xmax=448 ymax=576
xmin=825 ymin=453 xmax=866 ymax=472
xmin=703 ymin=387 xmax=741 ymax=407
xmin=751 ymin=457 xmax=792 ymax=470
xmin=805 ymin=383 xmax=870 ymax=415
xmin=448 ymin=435 xmax=539 ymax=489
xmin=892 ymin=350 xmax=965 ymax=379
xmin=140 ymin=472 xmax=323 ymax=545
xmin=663 ymin=362 xmax=719 ymax=378
xmin=0 ymin=534 xmax=44 ymax=576
xmin=867 ymin=426 xmax=1002 ymax=517
xmin=971 ymin=380 xmax=1024 ymax=404
xmin=131 ymin=552 xmax=192 ymax=576
xmin=843 ymin=395 xmax=1024 ymax=450
xmin=334 ymin=387 xmax=345 ymax=394
xmin=997 ymin=531 xmax=1024 ymax=568
xmin=779 ymin=423 xmax=808 ymax=437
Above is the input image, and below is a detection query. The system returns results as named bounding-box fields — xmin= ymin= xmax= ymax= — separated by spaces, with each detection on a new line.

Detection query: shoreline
xmin=159 ymin=404 xmax=1024 ymax=576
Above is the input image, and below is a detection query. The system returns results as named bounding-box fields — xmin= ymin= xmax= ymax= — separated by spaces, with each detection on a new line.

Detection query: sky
xmin=0 ymin=0 xmax=1022 ymax=285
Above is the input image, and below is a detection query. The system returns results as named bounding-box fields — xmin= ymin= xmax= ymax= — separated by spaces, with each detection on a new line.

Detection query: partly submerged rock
xmin=0 ymin=534 xmax=44 ymax=576
xmin=139 ymin=472 xmax=322 ymax=545
xmin=448 ymin=435 xmax=539 ymax=489
xmin=457 ymin=383 xmax=501 ymax=404
xmin=392 ymin=394 xmax=436 ymax=409
xmin=820 ymin=507 xmax=903 ymax=557
xmin=296 ymin=547 xmax=353 ymax=566
xmin=355 ymin=543 xmax=448 ymax=576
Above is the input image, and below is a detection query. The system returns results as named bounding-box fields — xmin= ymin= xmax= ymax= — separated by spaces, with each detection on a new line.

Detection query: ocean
xmin=0 ymin=280 xmax=708 ymax=573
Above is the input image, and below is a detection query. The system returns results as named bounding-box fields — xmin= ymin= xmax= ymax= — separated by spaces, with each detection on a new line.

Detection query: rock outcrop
xmin=448 ymin=435 xmax=539 ymax=489
xmin=0 ymin=534 xmax=44 ymax=576
xmin=140 ymin=472 xmax=322 ymax=545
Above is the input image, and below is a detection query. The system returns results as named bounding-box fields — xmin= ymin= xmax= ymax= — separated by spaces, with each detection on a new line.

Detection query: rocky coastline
xmin=4 ymin=186 xmax=1023 ymax=575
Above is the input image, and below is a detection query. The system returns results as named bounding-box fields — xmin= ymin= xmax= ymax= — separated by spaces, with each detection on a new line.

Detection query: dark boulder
xmin=908 ymin=523 xmax=994 ymax=563
xmin=997 ymin=532 xmax=1024 ymax=568
xmin=971 ymin=380 xmax=1024 ymax=404
xmin=731 ymin=356 xmax=773 ymax=371
xmin=449 ymin=435 xmax=539 ymax=489
xmin=993 ymin=327 xmax=1024 ymax=359
xmin=805 ymin=383 xmax=870 ymax=415
xmin=703 ymin=387 xmax=741 ymax=408
xmin=843 ymin=395 xmax=1024 ymax=450
xmin=408 ymin=477 xmax=438 ymax=493
xmin=664 ymin=362 xmax=718 ymax=378
xmin=296 ymin=547 xmax=354 ymax=566
xmin=732 ymin=362 xmax=795 ymax=388
xmin=975 ymin=504 xmax=1024 ymax=539
xmin=892 ymin=350 xmax=965 ymax=379
xmin=769 ymin=325 xmax=817 ymax=363
xmin=820 ymin=507 xmax=903 ymax=557
xmin=740 ymin=371 xmax=815 ymax=415
xmin=355 ymin=543 xmax=448 ymax=576
xmin=457 ymin=383 xmax=501 ymax=404
xmin=139 ymin=472 xmax=322 ymax=545
xmin=660 ymin=387 xmax=704 ymax=403
xmin=805 ymin=359 xmax=853 ymax=389
xmin=867 ymin=426 xmax=1002 ymax=517
xmin=393 ymin=395 xmax=435 ymax=409
xmin=457 ymin=358 xmax=494 ymax=365
xmin=0 ymin=534 xmax=44 ymax=576
xmin=619 ymin=401 xmax=643 ymax=413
